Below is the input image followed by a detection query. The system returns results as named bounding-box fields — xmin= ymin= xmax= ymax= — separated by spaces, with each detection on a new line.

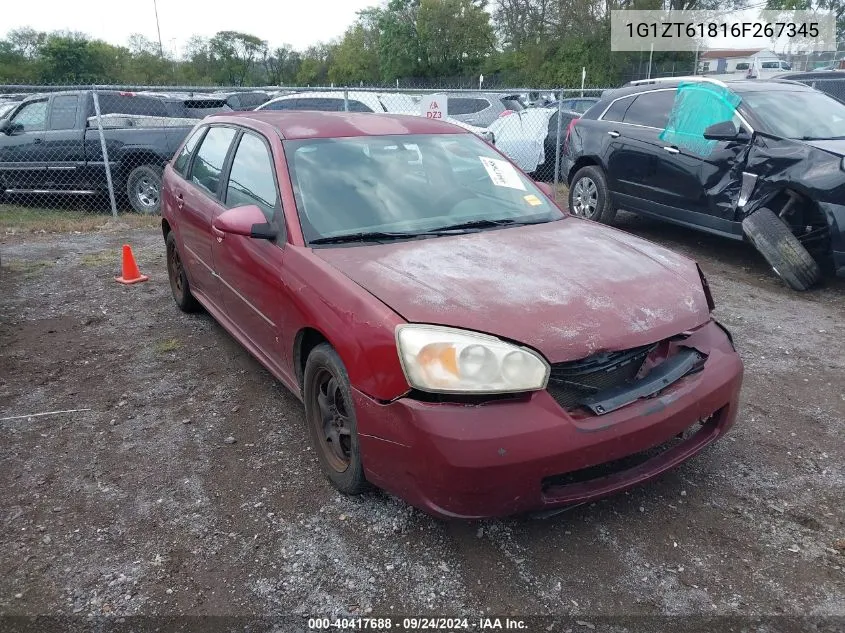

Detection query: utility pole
xmin=153 ymin=0 xmax=164 ymax=57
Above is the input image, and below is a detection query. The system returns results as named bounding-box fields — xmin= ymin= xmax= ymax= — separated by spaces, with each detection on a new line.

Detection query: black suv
xmin=563 ymin=78 xmax=845 ymax=290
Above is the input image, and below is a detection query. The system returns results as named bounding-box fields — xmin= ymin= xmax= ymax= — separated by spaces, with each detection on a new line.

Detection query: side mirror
xmin=0 ymin=119 xmax=10 ymax=134
xmin=703 ymin=120 xmax=748 ymax=142
xmin=212 ymin=204 xmax=278 ymax=240
xmin=534 ymin=181 xmax=553 ymax=197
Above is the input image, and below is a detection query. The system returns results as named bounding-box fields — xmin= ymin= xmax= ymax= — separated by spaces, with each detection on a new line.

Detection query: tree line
xmin=1 ymin=0 xmax=834 ymax=89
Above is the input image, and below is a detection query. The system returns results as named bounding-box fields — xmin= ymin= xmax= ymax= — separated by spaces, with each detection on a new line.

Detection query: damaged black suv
xmin=563 ymin=77 xmax=845 ymax=290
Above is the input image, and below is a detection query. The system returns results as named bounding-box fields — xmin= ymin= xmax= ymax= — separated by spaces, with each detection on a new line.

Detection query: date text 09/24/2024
xmin=308 ymin=617 xmax=528 ymax=630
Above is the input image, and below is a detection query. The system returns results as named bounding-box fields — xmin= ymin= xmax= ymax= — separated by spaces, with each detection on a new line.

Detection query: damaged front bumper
xmin=353 ymin=319 xmax=743 ymax=519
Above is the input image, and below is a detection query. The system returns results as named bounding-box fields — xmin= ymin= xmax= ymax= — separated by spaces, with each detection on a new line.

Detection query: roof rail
xmin=627 ymin=76 xmax=728 ymax=88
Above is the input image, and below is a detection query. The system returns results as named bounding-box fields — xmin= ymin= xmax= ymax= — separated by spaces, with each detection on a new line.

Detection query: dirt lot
xmin=1 ymin=212 xmax=844 ymax=630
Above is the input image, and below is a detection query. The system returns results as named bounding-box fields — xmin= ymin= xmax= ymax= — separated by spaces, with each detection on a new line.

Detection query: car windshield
xmin=285 ymin=133 xmax=563 ymax=244
xmin=743 ymin=90 xmax=845 ymax=139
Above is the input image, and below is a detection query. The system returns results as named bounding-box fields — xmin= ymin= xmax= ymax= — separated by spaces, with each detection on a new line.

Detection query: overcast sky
xmin=3 ymin=0 xmax=376 ymax=53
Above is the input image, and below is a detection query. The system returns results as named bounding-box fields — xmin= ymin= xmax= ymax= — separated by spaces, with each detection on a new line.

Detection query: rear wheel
xmin=304 ymin=343 xmax=369 ymax=495
xmin=166 ymin=232 xmax=200 ymax=312
xmin=568 ymin=165 xmax=616 ymax=224
xmin=742 ymin=207 xmax=821 ymax=291
xmin=126 ymin=165 xmax=163 ymax=214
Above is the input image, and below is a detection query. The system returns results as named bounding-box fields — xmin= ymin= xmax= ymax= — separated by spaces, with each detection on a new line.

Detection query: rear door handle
xmin=33 ymin=138 xmax=43 ymax=144
xmin=608 ymin=130 xmax=620 ymax=138
xmin=663 ymin=146 xmax=680 ymax=154
xmin=211 ymin=225 xmax=225 ymax=240
xmin=176 ymin=193 xmax=184 ymax=209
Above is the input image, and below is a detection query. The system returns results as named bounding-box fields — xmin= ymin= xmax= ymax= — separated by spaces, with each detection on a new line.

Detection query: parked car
xmin=436 ymin=92 xmax=525 ymax=127
xmin=140 ymin=92 xmax=234 ymax=119
xmin=211 ymin=90 xmax=270 ymax=111
xmin=161 ymin=110 xmax=743 ymax=519
xmin=548 ymin=97 xmax=599 ymax=114
xmin=257 ymin=91 xmax=494 ymax=142
xmin=0 ymin=90 xmax=194 ymax=213
xmin=488 ymin=108 xmax=558 ymax=175
xmin=564 ymin=77 xmax=845 ymax=290
xmin=773 ymin=71 xmax=845 ymax=103
xmin=0 ymin=101 xmax=21 ymax=120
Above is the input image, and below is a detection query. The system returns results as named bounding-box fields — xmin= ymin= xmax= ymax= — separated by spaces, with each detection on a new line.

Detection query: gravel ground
xmin=1 ymin=216 xmax=844 ymax=631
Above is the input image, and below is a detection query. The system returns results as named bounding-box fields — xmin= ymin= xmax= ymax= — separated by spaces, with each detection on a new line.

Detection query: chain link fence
xmin=0 ymin=82 xmax=616 ymax=224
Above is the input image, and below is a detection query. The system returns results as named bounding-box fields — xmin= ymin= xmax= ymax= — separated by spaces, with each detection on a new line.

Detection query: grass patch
xmin=80 ymin=250 xmax=119 ymax=267
xmin=3 ymin=258 xmax=53 ymax=278
xmin=1 ymin=204 xmax=159 ymax=234
xmin=554 ymin=183 xmax=569 ymax=206
xmin=155 ymin=338 xmax=182 ymax=353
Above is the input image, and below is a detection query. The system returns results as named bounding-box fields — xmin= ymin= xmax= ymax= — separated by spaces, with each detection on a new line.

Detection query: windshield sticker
xmin=479 ymin=157 xmax=526 ymax=190
xmin=523 ymin=194 xmax=543 ymax=206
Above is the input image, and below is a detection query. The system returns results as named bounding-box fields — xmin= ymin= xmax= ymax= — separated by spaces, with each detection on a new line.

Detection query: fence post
xmin=553 ymin=91 xmax=564 ymax=201
xmin=580 ymin=67 xmax=585 ymax=97
xmin=343 ymin=88 xmax=349 ymax=112
xmin=91 ymin=87 xmax=118 ymax=218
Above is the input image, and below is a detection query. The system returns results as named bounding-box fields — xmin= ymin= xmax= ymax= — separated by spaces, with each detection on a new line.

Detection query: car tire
xmin=126 ymin=165 xmax=163 ymax=214
xmin=165 ymin=232 xmax=200 ymax=312
xmin=568 ymin=166 xmax=616 ymax=224
xmin=303 ymin=343 xmax=369 ymax=495
xmin=742 ymin=207 xmax=821 ymax=291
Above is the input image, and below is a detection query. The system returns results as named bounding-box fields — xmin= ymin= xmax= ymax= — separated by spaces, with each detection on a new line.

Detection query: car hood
xmin=802 ymin=138 xmax=845 ymax=157
xmin=313 ymin=220 xmax=710 ymax=363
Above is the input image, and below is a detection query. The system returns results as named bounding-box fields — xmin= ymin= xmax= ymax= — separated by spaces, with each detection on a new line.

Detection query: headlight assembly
xmin=395 ymin=324 xmax=550 ymax=394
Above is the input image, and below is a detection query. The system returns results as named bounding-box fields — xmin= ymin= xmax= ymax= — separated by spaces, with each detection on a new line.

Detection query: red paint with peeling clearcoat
xmin=162 ymin=111 xmax=744 ymax=519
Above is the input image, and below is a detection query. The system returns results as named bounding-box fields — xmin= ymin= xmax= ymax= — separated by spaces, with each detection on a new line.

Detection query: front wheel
xmin=303 ymin=343 xmax=369 ymax=495
xmin=742 ymin=207 xmax=821 ymax=291
xmin=126 ymin=165 xmax=163 ymax=214
xmin=568 ymin=165 xmax=616 ymax=224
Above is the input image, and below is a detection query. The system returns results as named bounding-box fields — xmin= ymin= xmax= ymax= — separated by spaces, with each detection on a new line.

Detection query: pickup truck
xmin=0 ymin=90 xmax=195 ymax=213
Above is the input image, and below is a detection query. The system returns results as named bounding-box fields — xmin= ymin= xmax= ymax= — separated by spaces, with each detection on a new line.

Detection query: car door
xmin=213 ymin=130 xmax=287 ymax=368
xmin=0 ymin=98 xmax=49 ymax=190
xmin=178 ymin=125 xmax=238 ymax=307
xmin=41 ymin=95 xmax=87 ymax=190
xmin=609 ymin=90 xmax=704 ymax=216
xmin=597 ymin=94 xmax=636 ymax=195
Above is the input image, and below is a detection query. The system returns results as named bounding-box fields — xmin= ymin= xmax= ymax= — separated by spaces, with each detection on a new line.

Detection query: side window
xmin=296 ymin=98 xmax=343 ymax=111
xmin=50 ymin=95 xmax=79 ymax=130
xmin=623 ymin=91 xmax=675 ymax=129
xmin=601 ymin=96 xmax=635 ymax=122
xmin=173 ymin=126 xmax=206 ymax=176
xmin=11 ymin=100 xmax=48 ymax=132
xmin=263 ymin=99 xmax=299 ymax=111
xmin=225 ymin=133 xmax=279 ymax=219
xmin=189 ymin=126 xmax=237 ymax=196
xmin=98 ymin=94 xmax=169 ymax=117
xmin=736 ymin=62 xmax=750 ymax=71
xmin=347 ymin=100 xmax=374 ymax=112
xmin=449 ymin=98 xmax=489 ymax=115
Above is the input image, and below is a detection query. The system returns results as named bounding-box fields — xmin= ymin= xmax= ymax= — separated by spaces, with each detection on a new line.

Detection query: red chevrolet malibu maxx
xmin=161 ymin=111 xmax=743 ymax=519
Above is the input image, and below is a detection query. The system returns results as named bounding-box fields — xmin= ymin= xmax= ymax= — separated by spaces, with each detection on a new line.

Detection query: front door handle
xmin=32 ymin=138 xmax=43 ymax=144
xmin=211 ymin=225 xmax=225 ymax=241
xmin=176 ymin=193 xmax=184 ymax=209
xmin=663 ymin=146 xmax=680 ymax=154
xmin=608 ymin=130 xmax=620 ymax=138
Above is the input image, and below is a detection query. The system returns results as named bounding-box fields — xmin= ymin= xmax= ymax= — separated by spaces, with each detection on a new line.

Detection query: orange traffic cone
xmin=115 ymin=244 xmax=149 ymax=285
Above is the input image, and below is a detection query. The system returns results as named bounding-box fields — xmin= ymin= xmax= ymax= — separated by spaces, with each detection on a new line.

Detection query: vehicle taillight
xmin=563 ymin=118 xmax=578 ymax=150
xmin=498 ymin=109 xmax=514 ymax=118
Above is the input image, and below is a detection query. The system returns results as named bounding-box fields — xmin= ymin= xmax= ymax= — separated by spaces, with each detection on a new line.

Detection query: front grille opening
xmin=541 ymin=413 xmax=717 ymax=491
xmin=546 ymin=342 xmax=658 ymax=411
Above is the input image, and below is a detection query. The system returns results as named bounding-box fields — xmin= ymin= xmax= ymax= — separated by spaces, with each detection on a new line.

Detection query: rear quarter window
xmin=98 ymin=94 xmax=169 ymax=117
xmin=449 ymin=98 xmax=490 ymax=115
xmin=173 ymin=126 xmax=207 ymax=176
xmin=600 ymin=96 xmax=635 ymax=122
